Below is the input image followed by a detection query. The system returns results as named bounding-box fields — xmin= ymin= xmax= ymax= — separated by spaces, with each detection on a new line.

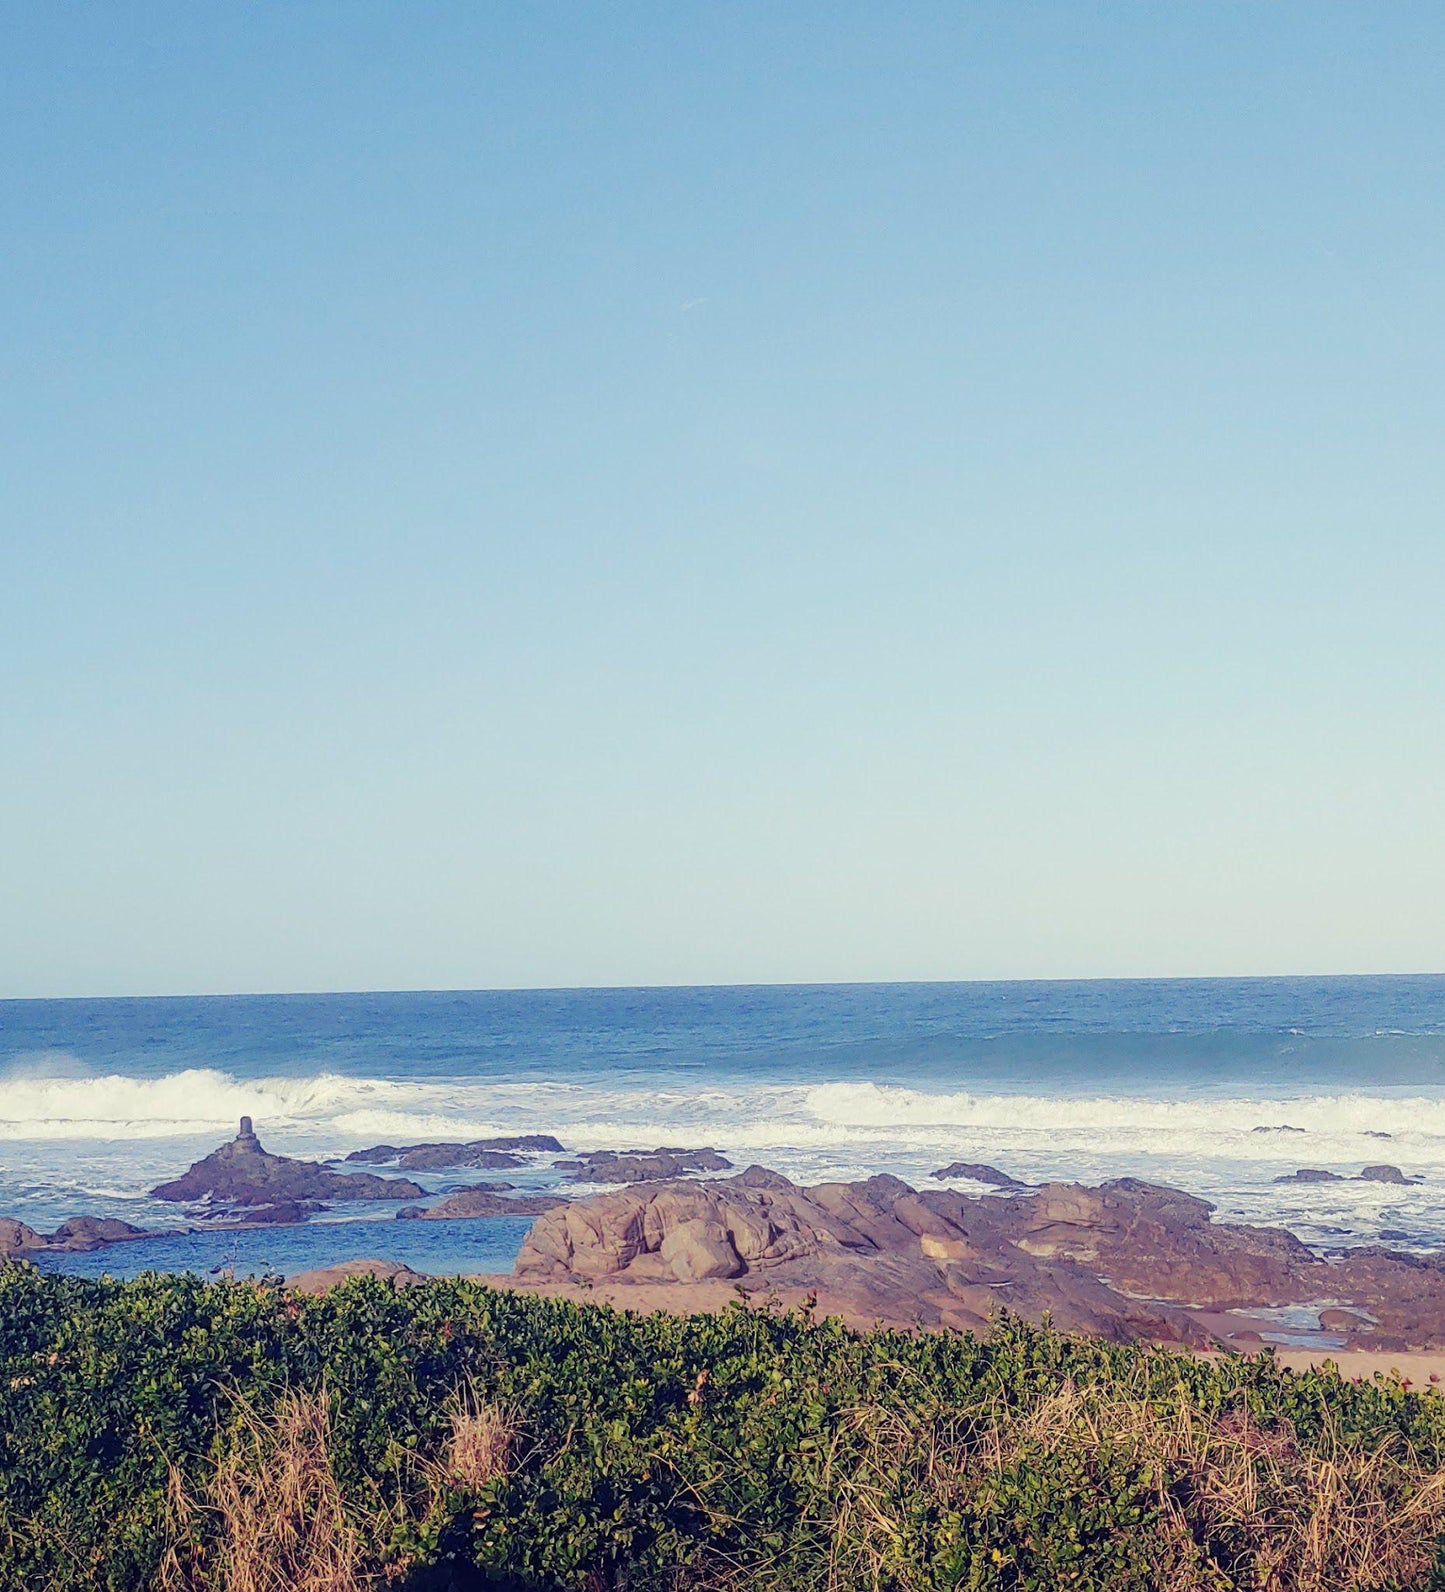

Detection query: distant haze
xmin=2 ymin=4 xmax=1443 ymax=997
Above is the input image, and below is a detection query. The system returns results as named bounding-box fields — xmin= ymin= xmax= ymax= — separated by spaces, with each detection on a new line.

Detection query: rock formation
xmin=287 ymin=1257 xmax=429 ymax=1293
xmin=1274 ymin=1164 xmax=1417 ymax=1186
xmin=930 ymin=1162 xmax=1027 ymax=1188
xmin=397 ymin=1187 xmax=566 ymax=1220
xmin=558 ymin=1147 xmax=734 ymax=1183
xmin=513 ymin=1167 xmax=1445 ymax=1352
xmin=345 ymin=1135 xmax=564 ymax=1171
xmin=151 ymin=1121 xmax=423 ymax=1206
xmin=1 ymin=1214 xmax=157 ymax=1257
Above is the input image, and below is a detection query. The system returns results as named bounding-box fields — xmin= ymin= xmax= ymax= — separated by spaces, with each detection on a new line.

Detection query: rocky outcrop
xmin=513 ymin=1167 xmax=1445 ymax=1351
xmin=1274 ymin=1164 xmax=1418 ymax=1186
xmin=559 ymin=1147 xmax=734 ymax=1183
xmin=229 ymin=1201 xmax=323 ymax=1225
xmin=287 ymin=1258 xmax=429 ymax=1293
xmin=515 ymin=1168 xmax=1218 ymax=1345
xmin=397 ymin=1188 xmax=566 ymax=1220
xmin=346 ymin=1135 xmax=563 ymax=1170
xmin=1 ymin=1214 xmax=157 ymax=1257
xmin=930 ymin=1162 xmax=1027 ymax=1188
xmin=151 ymin=1120 xmax=422 ymax=1206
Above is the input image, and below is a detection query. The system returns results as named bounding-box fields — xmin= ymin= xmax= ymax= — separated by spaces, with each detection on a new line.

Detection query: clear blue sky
xmin=3 ymin=3 xmax=1443 ymax=997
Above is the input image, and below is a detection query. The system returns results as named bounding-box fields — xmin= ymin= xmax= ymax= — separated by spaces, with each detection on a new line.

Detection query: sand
xmin=1269 ymin=1347 xmax=1445 ymax=1384
xmin=475 ymin=1273 xmax=1445 ymax=1387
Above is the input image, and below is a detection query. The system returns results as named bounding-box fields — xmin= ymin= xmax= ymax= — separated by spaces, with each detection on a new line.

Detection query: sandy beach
xmin=473 ymin=1272 xmax=1445 ymax=1387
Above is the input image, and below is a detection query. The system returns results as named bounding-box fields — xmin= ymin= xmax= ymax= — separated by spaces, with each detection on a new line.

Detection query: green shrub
xmin=1 ymin=1264 xmax=1444 ymax=1591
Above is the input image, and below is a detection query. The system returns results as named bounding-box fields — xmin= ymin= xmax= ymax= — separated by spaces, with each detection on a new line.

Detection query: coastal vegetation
xmin=3 ymin=1265 xmax=1445 ymax=1590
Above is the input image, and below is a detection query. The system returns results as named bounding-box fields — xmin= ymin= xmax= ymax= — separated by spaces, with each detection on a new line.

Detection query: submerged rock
xmin=397 ymin=1188 xmax=566 ymax=1220
xmin=1 ymin=1214 xmax=158 ymax=1256
xmin=346 ymin=1135 xmax=563 ymax=1170
xmin=233 ymin=1201 xmax=323 ymax=1225
xmin=562 ymin=1147 xmax=733 ymax=1183
xmin=930 ymin=1162 xmax=1027 ymax=1189
xmin=1274 ymin=1164 xmax=1418 ymax=1187
xmin=151 ymin=1120 xmax=422 ymax=1206
xmin=1320 ymin=1307 xmax=1373 ymax=1331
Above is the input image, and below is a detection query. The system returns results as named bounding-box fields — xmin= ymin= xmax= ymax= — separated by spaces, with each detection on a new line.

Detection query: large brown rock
xmin=287 ymin=1258 xmax=429 ymax=1293
xmin=515 ymin=1170 xmax=1214 ymax=1345
xmin=659 ymin=1218 xmax=745 ymax=1281
xmin=1 ymin=1214 xmax=157 ymax=1256
xmin=0 ymin=1218 xmax=46 ymax=1257
xmin=513 ymin=1167 xmax=1445 ymax=1351
xmin=1000 ymin=1178 xmax=1319 ymax=1310
xmin=151 ymin=1120 xmax=422 ymax=1206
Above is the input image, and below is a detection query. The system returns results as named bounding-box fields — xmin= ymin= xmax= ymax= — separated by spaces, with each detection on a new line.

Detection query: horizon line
xmin=4 ymin=968 xmax=1444 ymax=1005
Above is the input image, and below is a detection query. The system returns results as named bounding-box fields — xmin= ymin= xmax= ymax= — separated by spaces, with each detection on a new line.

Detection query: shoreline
xmin=473 ymin=1272 xmax=1445 ymax=1384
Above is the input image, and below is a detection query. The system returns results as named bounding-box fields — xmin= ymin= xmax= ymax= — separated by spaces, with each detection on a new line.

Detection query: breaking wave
xmin=2 ymin=1066 xmax=1443 ymax=1164
xmin=802 ymin=1080 xmax=1445 ymax=1145
xmin=0 ymin=1067 xmax=420 ymax=1140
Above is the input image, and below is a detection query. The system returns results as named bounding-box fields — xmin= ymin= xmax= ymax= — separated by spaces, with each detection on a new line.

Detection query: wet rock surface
xmin=150 ymin=1120 xmax=423 ymax=1207
xmin=1275 ymin=1164 xmax=1418 ymax=1186
xmin=559 ymin=1147 xmax=734 ymax=1183
xmin=514 ymin=1167 xmax=1445 ymax=1351
xmin=1 ymin=1214 xmax=159 ymax=1256
xmin=930 ymin=1162 xmax=1028 ymax=1188
xmin=222 ymin=1200 xmax=326 ymax=1225
xmin=346 ymin=1135 xmax=563 ymax=1170
xmin=397 ymin=1187 xmax=566 ymax=1220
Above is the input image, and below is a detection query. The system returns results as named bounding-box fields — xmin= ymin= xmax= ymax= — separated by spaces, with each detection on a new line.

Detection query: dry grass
xmin=154 ymin=1371 xmax=1445 ymax=1592
xmin=1001 ymin=1380 xmax=1445 ymax=1592
xmin=157 ymin=1390 xmax=370 ymax=1592
xmin=807 ymin=1378 xmax=1445 ymax=1592
xmin=203 ymin=1389 xmax=369 ymax=1592
xmin=158 ymin=1385 xmax=518 ymax=1592
xmin=441 ymin=1392 xmax=515 ymax=1491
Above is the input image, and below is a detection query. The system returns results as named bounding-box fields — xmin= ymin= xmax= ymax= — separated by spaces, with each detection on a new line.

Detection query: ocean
xmin=2 ymin=976 xmax=1443 ymax=1279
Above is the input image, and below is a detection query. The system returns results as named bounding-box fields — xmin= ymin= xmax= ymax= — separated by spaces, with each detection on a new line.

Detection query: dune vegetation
xmin=3 ymin=1264 xmax=1445 ymax=1591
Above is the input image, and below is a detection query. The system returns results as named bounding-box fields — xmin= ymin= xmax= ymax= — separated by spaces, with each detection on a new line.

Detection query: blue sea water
xmin=2 ymin=976 xmax=1444 ymax=1278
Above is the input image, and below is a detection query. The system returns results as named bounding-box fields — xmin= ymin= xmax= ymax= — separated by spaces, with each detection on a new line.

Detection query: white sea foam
xmin=1 ymin=1064 xmax=1443 ymax=1249
xmin=2 ymin=1067 xmax=1443 ymax=1161
xmin=0 ymin=1068 xmax=418 ymax=1140
xmin=801 ymin=1080 xmax=1445 ymax=1148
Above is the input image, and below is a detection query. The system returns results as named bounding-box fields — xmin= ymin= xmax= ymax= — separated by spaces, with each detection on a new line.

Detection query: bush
xmin=2 ymin=1264 xmax=1444 ymax=1590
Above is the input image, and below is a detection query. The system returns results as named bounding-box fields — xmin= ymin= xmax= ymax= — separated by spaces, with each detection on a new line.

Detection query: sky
xmin=2 ymin=3 xmax=1443 ymax=998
